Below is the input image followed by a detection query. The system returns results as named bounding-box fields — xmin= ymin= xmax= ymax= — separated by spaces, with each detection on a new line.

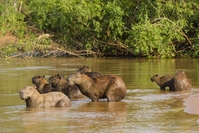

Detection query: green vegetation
xmin=0 ymin=0 xmax=199 ymax=58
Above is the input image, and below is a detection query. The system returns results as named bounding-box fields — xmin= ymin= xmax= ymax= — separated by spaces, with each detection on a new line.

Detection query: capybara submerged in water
xmin=32 ymin=75 xmax=53 ymax=93
xmin=49 ymin=74 xmax=68 ymax=92
xmin=19 ymin=86 xmax=71 ymax=107
xmin=150 ymin=74 xmax=173 ymax=90
xmin=170 ymin=70 xmax=192 ymax=91
xmin=68 ymin=72 xmax=127 ymax=102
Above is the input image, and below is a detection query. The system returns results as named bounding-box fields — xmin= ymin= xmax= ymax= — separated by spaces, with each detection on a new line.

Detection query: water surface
xmin=0 ymin=58 xmax=199 ymax=133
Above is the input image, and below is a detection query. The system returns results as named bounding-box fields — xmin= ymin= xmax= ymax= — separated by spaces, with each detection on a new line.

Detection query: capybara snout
xmin=19 ymin=86 xmax=34 ymax=100
xmin=19 ymin=91 xmax=24 ymax=100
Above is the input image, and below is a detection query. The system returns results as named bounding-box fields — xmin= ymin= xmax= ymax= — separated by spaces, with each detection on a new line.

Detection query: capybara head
xmin=150 ymin=74 xmax=159 ymax=82
xmin=68 ymin=72 xmax=83 ymax=86
xmin=19 ymin=86 xmax=36 ymax=100
xmin=49 ymin=74 xmax=64 ymax=87
xmin=176 ymin=70 xmax=185 ymax=75
xmin=175 ymin=70 xmax=187 ymax=80
xmin=78 ymin=66 xmax=92 ymax=73
xmin=32 ymin=75 xmax=46 ymax=84
xmin=66 ymin=74 xmax=74 ymax=82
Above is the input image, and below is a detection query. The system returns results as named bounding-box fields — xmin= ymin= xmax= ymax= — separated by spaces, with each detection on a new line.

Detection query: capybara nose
xmin=19 ymin=91 xmax=23 ymax=95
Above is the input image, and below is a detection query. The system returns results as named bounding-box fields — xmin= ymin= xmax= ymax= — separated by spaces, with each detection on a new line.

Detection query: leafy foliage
xmin=0 ymin=0 xmax=26 ymax=38
xmin=0 ymin=0 xmax=199 ymax=58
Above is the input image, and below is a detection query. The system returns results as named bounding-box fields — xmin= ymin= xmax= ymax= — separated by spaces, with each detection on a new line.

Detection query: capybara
xmin=78 ymin=66 xmax=92 ymax=73
xmin=170 ymin=70 xmax=192 ymax=91
xmin=19 ymin=86 xmax=71 ymax=107
xmin=32 ymin=75 xmax=53 ymax=93
xmin=64 ymin=83 xmax=86 ymax=98
xmin=150 ymin=74 xmax=173 ymax=90
xmin=49 ymin=74 xmax=68 ymax=92
xmin=49 ymin=74 xmax=85 ymax=98
xmin=68 ymin=72 xmax=127 ymax=102
xmin=78 ymin=66 xmax=101 ymax=78
xmin=65 ymin=74 xmax=86 ymax=98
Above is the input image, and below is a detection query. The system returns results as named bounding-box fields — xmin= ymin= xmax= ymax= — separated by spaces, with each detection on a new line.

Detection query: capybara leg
xmin=160 ymin=86 xmax=165 ymax=90
xmin=106 ymin=88 xmax=126 ymax=102
xmin=90 ymin=96 xmax=99 ymax=102
xmin=91 ymin=98 xmax=99 ymax=102
xmin=107 ymin=95 xmax=122 ymax=102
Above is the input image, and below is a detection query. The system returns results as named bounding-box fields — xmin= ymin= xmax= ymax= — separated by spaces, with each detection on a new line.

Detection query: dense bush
xmin=0 ymin=0 xmax=199 ymax=58
xmin=0 ymin=0 xmax=26 ymax=38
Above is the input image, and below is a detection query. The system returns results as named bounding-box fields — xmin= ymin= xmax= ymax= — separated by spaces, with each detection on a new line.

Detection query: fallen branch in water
xmin=6 ymin=48 xmax=102 ymax=58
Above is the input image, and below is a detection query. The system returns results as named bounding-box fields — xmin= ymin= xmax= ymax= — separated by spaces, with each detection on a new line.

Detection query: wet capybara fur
xmin=32 ymin=75 xmax=53 ymax=93
xmin=78 ymin=66 xmax=101 ymax=78
xmin=170 ymin=70 xmax=192 ymax=91
xmin=68 ymin=72 xmax=127 ymax=102
xmin=49 ymin=74 xmax=68 ymax=92
xmin=19 ymin=86 xmax=71 ymax=107
xmin=64 ymin=74 xmax=85 ymax=98
xmin=49 ymin=74 xmax=85 ymax=98
xmin=150 ymin=74 xmax=173 ymax=90
xmin=64 ymin=83 xmax=85 ymax=98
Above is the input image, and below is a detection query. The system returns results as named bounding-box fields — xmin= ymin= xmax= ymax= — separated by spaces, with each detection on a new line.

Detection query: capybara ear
xmin=43 ymin=75 xmax=45 ymax=78
xmin=155 ymin=74 xmax=159 ymax=77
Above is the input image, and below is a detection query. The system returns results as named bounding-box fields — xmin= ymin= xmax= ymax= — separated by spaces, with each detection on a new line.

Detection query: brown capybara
xmin=49 ymin=74 xmax=85 ymax=98
xmin=68 ymin=72 xmax=127 ymax=102
xmin=65 ymin=74 xmax=86 ymax=98
xmin=170 ymin=70 xmax=192 ymax=91
xmin=150 ymin=74 xmax=173 ymax=90
xmin=64 ymin=84 xmax=86 ymax=98
xmin=19 ymin=86 xmax=71 ymax=107
xmin=32 ymin=75 xmax=53 ymax=93
xmin=78 ymin=66 xmax=101 ymax=78
xmin=78 ymin=65 xmax=92 ymax=73
xmin=48 ymin=74 xmax=68 ymax=92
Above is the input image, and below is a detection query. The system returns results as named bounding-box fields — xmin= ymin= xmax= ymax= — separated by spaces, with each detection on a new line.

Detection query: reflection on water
xmin=0 ymin=58 xmax=199 ymax=132
xmin=184 ymin=93 xmax=199 ymax=116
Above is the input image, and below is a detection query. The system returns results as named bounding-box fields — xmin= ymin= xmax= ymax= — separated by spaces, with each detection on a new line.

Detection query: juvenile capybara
xmin=19 ymin=86 xmax=71 ymax=107
xmin=32 ymin=75 xmax=53 ymax=93
xmin=49 ymin=74 xmax=68 ymax=92
xmin=150 ymin=74 xmax=173 ymax=90
xmin=78 ymin=66 xmax=101 ymax=78
xmin=170 ymin=70 xmax=192 ymax=91
xmin=78 ymin=66 xmax=92 ymax=73
xmin=68 ymin=72 xmax=127 ymax=102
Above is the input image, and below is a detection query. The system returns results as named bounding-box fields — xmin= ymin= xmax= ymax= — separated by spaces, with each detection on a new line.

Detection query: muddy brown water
xmin=0 ymin=58 xmax=199 ymax=133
